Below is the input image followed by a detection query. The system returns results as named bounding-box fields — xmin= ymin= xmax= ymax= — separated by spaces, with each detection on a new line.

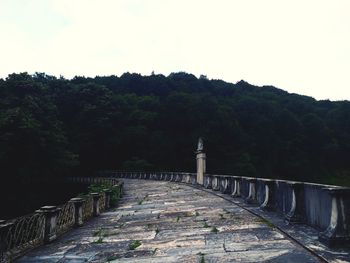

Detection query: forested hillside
xmin=1 ymin=72 xmax=350 ymax=186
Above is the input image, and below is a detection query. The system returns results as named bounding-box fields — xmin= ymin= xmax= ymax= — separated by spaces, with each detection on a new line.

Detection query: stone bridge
xmin=16 ymin=175 xmax=350 ymax=263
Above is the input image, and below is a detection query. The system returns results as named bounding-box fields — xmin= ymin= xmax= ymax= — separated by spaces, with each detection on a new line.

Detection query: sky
xmin=0 ymin=0 xmax=349 ymax=101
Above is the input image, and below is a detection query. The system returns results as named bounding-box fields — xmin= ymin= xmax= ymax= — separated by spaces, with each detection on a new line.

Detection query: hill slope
xmin=1 ymin=72 xmax=349 ymax=186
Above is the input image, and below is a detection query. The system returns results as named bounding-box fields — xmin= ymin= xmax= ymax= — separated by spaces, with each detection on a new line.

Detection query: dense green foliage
xmin=1 ymin=72 xmax=350 ymax=186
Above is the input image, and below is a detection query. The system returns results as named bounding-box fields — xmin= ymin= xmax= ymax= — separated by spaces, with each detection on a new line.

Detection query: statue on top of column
xmin=197 ymin=137 xmax=204 ymax=152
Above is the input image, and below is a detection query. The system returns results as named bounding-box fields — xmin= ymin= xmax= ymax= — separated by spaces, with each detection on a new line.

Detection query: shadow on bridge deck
xmin=17 ymin=179 xmax=320 ymax=263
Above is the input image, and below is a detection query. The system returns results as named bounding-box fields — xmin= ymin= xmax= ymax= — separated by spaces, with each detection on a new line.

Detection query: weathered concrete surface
xmin=17 ymin=179 xmax=320 ymax=263
xmin=202 ymin=187 xmax=350 ymax=263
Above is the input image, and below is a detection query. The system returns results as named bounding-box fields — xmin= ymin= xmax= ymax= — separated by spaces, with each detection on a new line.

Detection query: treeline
xmin=1 ymin=72 xmax=350 ymax=186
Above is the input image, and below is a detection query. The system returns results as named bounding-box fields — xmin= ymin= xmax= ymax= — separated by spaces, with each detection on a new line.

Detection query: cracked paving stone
xmin=17 ymin=179 xmax=320 ymax=263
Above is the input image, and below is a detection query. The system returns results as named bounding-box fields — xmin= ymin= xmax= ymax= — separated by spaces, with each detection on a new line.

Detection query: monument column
xmin=196 ymin=137 xmax=206 ymax=185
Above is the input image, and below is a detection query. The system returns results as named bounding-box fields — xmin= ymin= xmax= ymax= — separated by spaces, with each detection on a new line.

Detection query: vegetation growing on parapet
xmin=88 ymin=182 xmax=121 ymax=206
xmin=128 ymin=240 xmax=142 ymax=250
xmin=1 ymin=72 xmax=350 ymax=188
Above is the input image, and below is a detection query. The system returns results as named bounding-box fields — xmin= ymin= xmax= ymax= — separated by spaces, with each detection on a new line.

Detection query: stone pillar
xmin=103 ymin=189 xmax=112 ymax=209
xmin=36 ymin=206 xmax=59 ymax=243
xmin=285 ymin=182 xmax=304 ymax=224
xmin=196 ymin=152 xmax=206 ymax=185
xmin=260 ymin=179 xmax=275 ymax=211
xmin=165 ymin=173 xmax=171 ymax=181
xmin=156 ymin=173 xmax=160 ymax=180
xmin=220 ymin=176 xmax=232 ymax=194
xmin=184 ymin=173 xmax=190 ymax=184
xmin=191 ymin=173 xmax=197 ymax=185
xmin=69 ymin=198 xmax=85 ymax=227
xmin=204 ymin=174 xmax=212 ymax=189
xmin=231 ymin=177 xmax=241 ymax=197
xmin=245 ymin=178 xmax=257 ymax=204
xmin=91 ymin=193 xmax=101 ymax=217
xmin=319 ymin=187 xmax=350 ymax=247
xmin=175 ymin=173 xmax=181 ymax=182
xmin=181 ymin=173 xmax=186 ymax=183
xmin=0 ymin=221 xmax=13 ymax=261
xmin=112 ymin=184 xmax=121 ymax=200
xmin=212 ymin=176 xmax=220 ymax=191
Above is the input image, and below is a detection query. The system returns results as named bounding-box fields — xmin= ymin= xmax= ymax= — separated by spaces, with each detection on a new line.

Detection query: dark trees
xmin=0 ymin=72 xmax=349 ymax=186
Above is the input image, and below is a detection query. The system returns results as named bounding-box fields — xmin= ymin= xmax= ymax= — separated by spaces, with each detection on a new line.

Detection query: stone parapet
xmin=319 ymin=187 xmax=350 ymax=247
xmin=101 ymin=170 xmax=350 ymax=248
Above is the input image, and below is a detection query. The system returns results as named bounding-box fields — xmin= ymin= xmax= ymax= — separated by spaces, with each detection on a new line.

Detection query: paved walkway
xmin=18 ymin=179 xmax=319 ymax=262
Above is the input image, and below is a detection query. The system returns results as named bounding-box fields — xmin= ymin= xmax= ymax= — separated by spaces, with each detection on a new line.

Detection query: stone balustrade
xmin=0 ymin=178 xmax=123 ymax=262
xmin=3 ymin=169 xmax=347 ymax=261
xmin=103 ymin=170 xmax=350 ymax=247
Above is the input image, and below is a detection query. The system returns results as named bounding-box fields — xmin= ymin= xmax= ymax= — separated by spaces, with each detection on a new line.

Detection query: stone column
xmin=175 ymin=173 xmax=182 ymax=182
xmin=259 ymin=179 xmax=275 ymax=211
xmin=181 ymin=173 xmax=187 ymax=183
xmin=185 ymin=173 xmax=190 ymax=184
xmin=191 ymin=173 xmax=197 ymax=185
xmin=165 ymin=173 xmax=170 ymax=181
xmin=196 ymin=152 xmax=206 ymax=185
xmin=220 ymin=176 xmax=232 ymax=194
xmin=319 ymin=187 xmax=350 ymax=247
xmin=36 ymin=206 xmax=59 ymax=243
xmin=91 ymin=193 xmax=101 ymax=217
xmin=245 ymin=178 xmax=257 ymax=204
xmin=212 ymin=176 xmax=220 ymax=191
xmin=69 ymin=198 xmax=85 ymax=227
xmin=112 ymin=184 xmax=121 ymax=200
xmin=231 ymin=177 xmax=241 ymax=197
xmin=204 ymin=174 xmax=212 ymax=189
xmin=103 ymin=189 xmax=112 ymax=209
xmin=0 ymin=220 xmax=13 ymax=261
xmin=285 ymin=182 xmax=304 ymax=224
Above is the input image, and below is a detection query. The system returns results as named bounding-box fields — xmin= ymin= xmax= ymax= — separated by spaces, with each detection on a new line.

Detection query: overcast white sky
xmin=0 ymin=0 xmax=349 ymax=100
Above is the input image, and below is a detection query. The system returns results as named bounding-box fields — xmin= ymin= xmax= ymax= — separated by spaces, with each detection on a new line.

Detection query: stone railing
xmin=204 ymin=174 xmax=350 ymax=248
xmin=102 ymin=170 xmax=350 ymax=248
xmin=0 ymin=178 xmax=123 ymax=262
xmin=98 ymin=171 xmax=197 ymax=185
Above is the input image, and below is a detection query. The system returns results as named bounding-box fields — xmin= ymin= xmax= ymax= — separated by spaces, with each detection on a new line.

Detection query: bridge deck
xmin=18 ymin=179 xmax=319 ymax=262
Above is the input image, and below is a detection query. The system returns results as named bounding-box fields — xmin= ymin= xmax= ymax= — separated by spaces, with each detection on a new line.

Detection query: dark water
xmin=0 ymin=182 xmax=88 ymax=220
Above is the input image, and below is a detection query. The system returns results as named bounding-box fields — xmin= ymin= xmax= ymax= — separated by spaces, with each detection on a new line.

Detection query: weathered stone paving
xmin=18 ymin=179 xmax=320 ymax=262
